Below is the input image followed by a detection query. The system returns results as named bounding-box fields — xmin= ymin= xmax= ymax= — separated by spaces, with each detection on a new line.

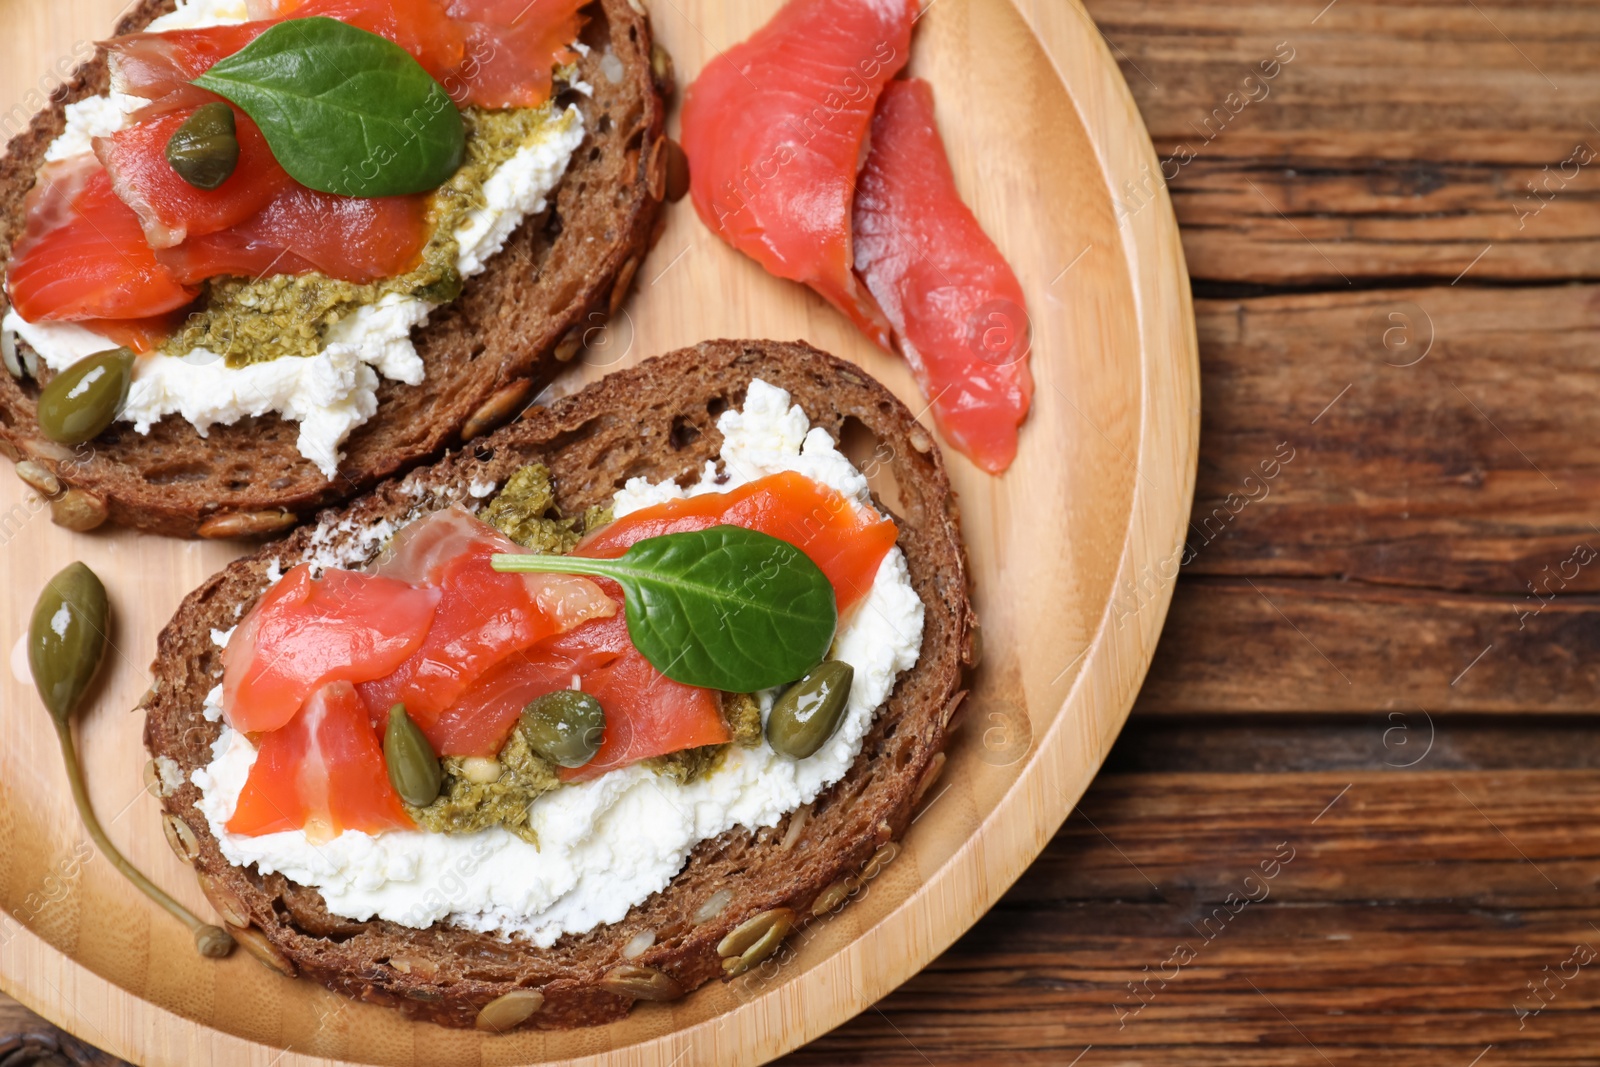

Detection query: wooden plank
xmin=1087 ymin=0 xmax=1594 ymax=163
xmin=0 ymin=996 xmax=125 ymax=1065
xmin=1182 ymin=287 xmax=1600 ymax=596
xmin=1079 ymin=0 xmax=1600 ymax=283
xmin=1171 ymin=159 xmax=1600 ymax=286
xmin=782 ymin=766 xmax=1600 ymax=1065
xmin=1135 ymin=577 xmax=1600 ymax=714
xmin=1127 ymin=285 xmax=1600 ymax=714
xmin=1100 ymin=716 xmax=1600 ymax=774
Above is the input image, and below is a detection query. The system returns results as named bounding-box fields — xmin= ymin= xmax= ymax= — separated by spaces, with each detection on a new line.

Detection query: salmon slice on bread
xmin=142 ymin=340 xmax=976 ymax=1029
xmin=0 ymin=0 xmax=669 ymax=538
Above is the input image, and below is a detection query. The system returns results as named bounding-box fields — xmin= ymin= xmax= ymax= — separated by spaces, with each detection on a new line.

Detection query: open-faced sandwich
xmin=0 ymin=0 xmax=670 ymax=537
xmin=141 ymin=340 xmax=975 ymax=1029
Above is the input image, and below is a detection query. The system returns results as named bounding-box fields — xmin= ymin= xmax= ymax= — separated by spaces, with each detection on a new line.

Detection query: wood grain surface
xmin=0 ymin=0 xmax=1197 ymax=1064
xmin=2 ymin=0 xmax=1592 ymax=1062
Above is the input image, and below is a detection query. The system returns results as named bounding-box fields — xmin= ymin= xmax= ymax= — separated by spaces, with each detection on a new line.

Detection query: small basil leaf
xmin=193 ymin=17 xmax=465 ymax=197
xmin=492 ymin=526 xmax=838 ymax=693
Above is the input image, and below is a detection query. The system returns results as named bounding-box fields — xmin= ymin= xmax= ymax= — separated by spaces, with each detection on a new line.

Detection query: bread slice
xmin=0 ymin=0 xmax=667 ymax=538
xmin=142 ymin=339 xmax=976 ymax=1030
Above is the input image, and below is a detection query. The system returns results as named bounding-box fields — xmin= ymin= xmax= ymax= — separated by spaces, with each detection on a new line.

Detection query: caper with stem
xmin=165 ymin=101 xmax=239 ymax=190
xmin=28 ymin=562 xmax=234 ymax=959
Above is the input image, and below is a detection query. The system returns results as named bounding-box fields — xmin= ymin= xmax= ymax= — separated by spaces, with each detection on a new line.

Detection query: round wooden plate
xmin=0 ymin=0 xmax=1196 ymax=1062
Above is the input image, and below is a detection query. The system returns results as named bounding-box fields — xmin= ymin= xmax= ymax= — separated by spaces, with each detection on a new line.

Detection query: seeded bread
xmin=142 ymin=340 xmax=976 ymax=1030
xmin=0 ymin=0 xmax=668 ymax=538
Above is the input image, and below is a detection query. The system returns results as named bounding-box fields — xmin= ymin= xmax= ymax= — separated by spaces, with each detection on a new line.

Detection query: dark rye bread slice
xmin=0 ymin=0 xmax=668 ymax=538
xmin=142 ymin=340 xmax=977 ymax=1030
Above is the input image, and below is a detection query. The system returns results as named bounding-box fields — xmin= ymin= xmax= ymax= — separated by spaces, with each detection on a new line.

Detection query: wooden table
xmin=5 ymin=0 xmax=1598 ymax=1062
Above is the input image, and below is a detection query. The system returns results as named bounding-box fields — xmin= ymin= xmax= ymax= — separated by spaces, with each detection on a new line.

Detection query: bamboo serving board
xmin=0 ymin=0 xmax=1197 ymax=1063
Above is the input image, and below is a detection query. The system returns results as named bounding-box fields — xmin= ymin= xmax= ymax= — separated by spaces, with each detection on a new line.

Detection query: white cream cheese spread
xmin=192 ymin=379 xmax=926 ymax=945
xmin=1 ymin=0 xmax=587 ymax=476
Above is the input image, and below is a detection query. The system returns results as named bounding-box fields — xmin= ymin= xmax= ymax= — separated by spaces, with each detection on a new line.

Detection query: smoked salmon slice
xmin=76 ymin=311 xmax=190 ymax=354
xmin=428 ymin=608 xmax=631 ymax=757
xmin=560 ymin=647 xmax=728 ymax=782
xmin=422 ymin=471 xmax=897 ymax=762
xmin=681 ymin=6 xmax=1035 ymax=473
xmin=679 ymin=0 xmax=917 ymax=349
xmin=107 ymin=23 xmax=268 ymax=113
xmin=429 ymin=609 xmax=731 ymax=774
xmin=155 ymin=183 xmax=432 ymax=285
xmin=855 ymin=79 xmax=1034 ymax=473
xmin=112 ymin=0 xmax=467 ymax=108
xmin=227 ymin=681 xmax=415 ymax=838
xmin=223 ymin=563 xmax=440 ymax=736
xmin=267 ymin=0 xmax=467 ymax=80
xmin=441 ymin=0 xmax=589 ymax=109
xmin=429 ymin=647 xmax=597 ymax=757
xmin=119 ymin=0 xmax=580 ymax=113
xmin=6 ymin=159 xmax=199 ymax=323
xmin=358 ymin=508 xmax=615 ymax=733
xmin=575 ymin=470 xmax=898 ymax=611
xmin=95 ymin=104 xmax=292 ymax=249
xmin=224 ymin=467 xmax=896 ymax=820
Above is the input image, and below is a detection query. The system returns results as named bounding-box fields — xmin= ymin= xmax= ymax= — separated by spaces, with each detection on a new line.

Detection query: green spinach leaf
xmin=194 ymin=17 xmax=464 ymax=197
xmin=492 ymin=526 xmax=838 ymax=692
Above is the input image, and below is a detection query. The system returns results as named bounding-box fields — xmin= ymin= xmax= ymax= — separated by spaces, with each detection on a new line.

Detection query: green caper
xmin=385 ymin=704 xmax=443 ymax=807
xmin=766 ymin=661 xmax=854 ymax=760
xmin=36 ymin=347 xmax=134 ymax=445
xmin=165 ymin=102 xmax=239 ymax=190
xmin=28 ymin=562 xmax=109 ymax=725
xmin=519 ymin=690 xmax=605 ymax=769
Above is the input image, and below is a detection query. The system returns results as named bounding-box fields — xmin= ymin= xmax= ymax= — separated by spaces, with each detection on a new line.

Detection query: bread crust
xmin=0 ymin=0 xmax=667 ymax=538
xmin=142 ymin=340 xmax=976 ymax=1030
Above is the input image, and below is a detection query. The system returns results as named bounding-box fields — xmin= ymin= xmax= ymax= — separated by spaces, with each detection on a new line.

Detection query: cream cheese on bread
xmin=191 ymin=379 xmax=926 ymax=945
xmin=2 ymin=0 xmax=586 ymax=477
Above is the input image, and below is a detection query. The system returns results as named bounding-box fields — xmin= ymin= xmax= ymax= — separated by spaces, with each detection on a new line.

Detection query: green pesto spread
xmin=408 ymin=727 xmax=560 ymax=845
xmin=163 ymin=106 xmax=576 ymax=367
xmin=725 ymin=691 xmax=765 ymax=748
xmin=477 ymin=464 xmax=606 ymax=554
